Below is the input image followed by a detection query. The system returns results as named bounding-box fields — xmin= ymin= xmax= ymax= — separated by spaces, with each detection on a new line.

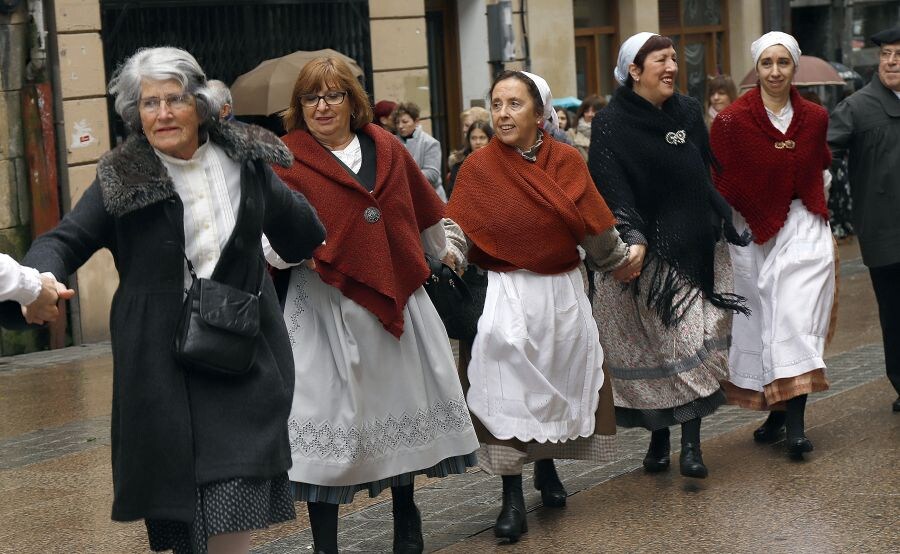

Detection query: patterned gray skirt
xmin=592 ymin=242 xmax=734 ymax=430
xmin=146 ymin=474 xmax=295 ymax=553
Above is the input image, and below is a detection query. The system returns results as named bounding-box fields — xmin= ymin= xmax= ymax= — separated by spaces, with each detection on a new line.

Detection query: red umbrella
xmin=739 ymin=55 xmax=845 ymax=90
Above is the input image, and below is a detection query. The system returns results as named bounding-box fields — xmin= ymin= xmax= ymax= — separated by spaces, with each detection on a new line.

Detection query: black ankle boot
xmin=391 ymin=485 xmax=423 ymax=553
xmin=753 ymin=411 xmax=786 ymax=443
xmin=679 ymin=443 xmax=708 ymax=478
xmin=495 ymin=475 xmax=528 ymax=542
xmin=533 ymin=459 xmax=566 ymax=507
xmin=643 ymin=428 xmax=671 ymax=473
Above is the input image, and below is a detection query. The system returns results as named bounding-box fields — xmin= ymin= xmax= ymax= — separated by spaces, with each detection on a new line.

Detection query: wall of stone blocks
xmin=0 ymin=6 xmax=40 ymax=354
xmin=369 ymin=0 xmax=433 ymax=133
xmin=54 ymin=0 xmax=117 ymax=344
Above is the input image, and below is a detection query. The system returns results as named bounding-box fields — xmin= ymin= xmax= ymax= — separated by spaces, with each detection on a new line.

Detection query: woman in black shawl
xmin=588 ymin=33 xmax=750 ymax=479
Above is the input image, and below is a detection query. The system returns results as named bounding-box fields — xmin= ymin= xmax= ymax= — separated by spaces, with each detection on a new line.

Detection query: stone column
xmin=618 ymin=0 xmax=660 ymax=40
xmin=526 ymin=0 xmax=577 ymax=98
xmin=370 ymin=0 xmax=433 ymax=132
xmin=728 ymin=0 xmax=764 ymax=90
xmin=53 ymin=0 xmax=116 ymax=343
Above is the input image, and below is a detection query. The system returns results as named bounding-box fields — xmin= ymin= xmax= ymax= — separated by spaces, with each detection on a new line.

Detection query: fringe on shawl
xmin=630 ymin=251 xmax=750 ymax=328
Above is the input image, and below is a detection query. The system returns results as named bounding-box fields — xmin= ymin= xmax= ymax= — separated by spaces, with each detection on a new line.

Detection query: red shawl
xmin=275 ymin=124 xmax=445 ymax=338
xmin=710 ymin=86 xmax=831 ymax=244
xmin=446 ymin=134 xmax=616 ymax=274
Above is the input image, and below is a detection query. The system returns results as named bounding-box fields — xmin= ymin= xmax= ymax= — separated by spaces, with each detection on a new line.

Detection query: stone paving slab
xmin=251 ymin=342 xmax=888 ymax=553
xmin=0 ymin=416 xmax=110 ymax=470
xmin=0 ymin=341 xmax=886 ymax=553
xmin=0 ymin=341 xmax=111 ymax=373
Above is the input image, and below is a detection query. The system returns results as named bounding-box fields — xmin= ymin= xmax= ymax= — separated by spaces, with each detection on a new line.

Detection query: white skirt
xmin=728 ymin=200 xmax=835 ymax=391
xmin=283 ymin=265 xmax=479 ymax=486
xmin=466 ymin=268 xmax=605 ymax=443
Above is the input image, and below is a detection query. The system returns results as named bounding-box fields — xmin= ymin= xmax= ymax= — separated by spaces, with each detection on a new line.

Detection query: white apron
xmin=466 ymin=267 xmax=605 ymax=443
xmin=283 ymin=265 xmax=479 ymax=486
xmin=728 ymin=200 xmax=835 ymax=391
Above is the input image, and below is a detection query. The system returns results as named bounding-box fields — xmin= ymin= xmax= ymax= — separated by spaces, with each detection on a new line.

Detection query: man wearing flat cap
xmin=828 ymin=26 xmax=900 ymax=412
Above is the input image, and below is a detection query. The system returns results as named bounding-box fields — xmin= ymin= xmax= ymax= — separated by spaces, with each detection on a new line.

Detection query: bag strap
xmin=165 ymin=199 xmax=264 ymax=296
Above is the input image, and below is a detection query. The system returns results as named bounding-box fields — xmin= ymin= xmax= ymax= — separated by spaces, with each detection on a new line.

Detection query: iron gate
xmin=100 ymin=0 xmax=372 ymax=138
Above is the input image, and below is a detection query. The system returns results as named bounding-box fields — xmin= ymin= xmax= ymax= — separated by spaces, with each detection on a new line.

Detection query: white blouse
xmin=765 ymin=100 xmax=794 ymax=134
xmin=155 ymin=141 xmax=242 ymax=287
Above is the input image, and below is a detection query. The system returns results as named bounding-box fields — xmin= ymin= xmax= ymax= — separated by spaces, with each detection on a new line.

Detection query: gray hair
xmin=206 ymin=80 xmax=233 ymax=113
xmin=107 ymin=46 xmax=215 ymax=132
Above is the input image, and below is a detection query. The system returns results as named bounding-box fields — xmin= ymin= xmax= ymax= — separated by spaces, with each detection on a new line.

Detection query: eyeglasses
xmin=139 ymin=93 xmax=193 ymax=114
xmin=880 ymin=49 xmax=900 ymax=62
xmin=299 ymin=91 xmax=347 ymax=108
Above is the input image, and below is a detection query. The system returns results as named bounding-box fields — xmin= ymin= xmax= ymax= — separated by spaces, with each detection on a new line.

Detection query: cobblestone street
xmin=1 ymin=241 xmax=896 ymax=553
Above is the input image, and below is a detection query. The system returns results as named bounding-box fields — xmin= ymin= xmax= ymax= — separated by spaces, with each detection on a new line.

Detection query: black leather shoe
xmin=786 ymin=436 xmax=814 ymax=460
xmin=533 ymin=459 xmax=567 ymax=507
xmin=643 ymin=428 xmax=671 ymax=473
xmin=893 ymin=397 xmax=900 ymax=412
xmin=679 ymin=443 xmax=708 ymax=478
xmin=753 ymin=411 xmax=786 ymax=443
xmin=495 ymin=476 xmax=528 ymax=542
xmin=393 ymin=505 xmax=424 ymax=553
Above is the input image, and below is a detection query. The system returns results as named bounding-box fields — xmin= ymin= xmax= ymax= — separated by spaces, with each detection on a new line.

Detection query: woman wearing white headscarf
xmin=589 ymin=33 xmax=751 ymax=481
xmin=446 ymin=70 xmax=627 ymax=542
xmin=710 ymin=32 xmax=834 ymax=460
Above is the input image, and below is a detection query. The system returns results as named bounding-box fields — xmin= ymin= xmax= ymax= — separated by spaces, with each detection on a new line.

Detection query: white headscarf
xmin=750 ymin=31 xmax=801 ymax=66
xmin=520 ymin=71 xmax=559 ymax=136
xmin=614 ymin=32 xmax=658 ymax=85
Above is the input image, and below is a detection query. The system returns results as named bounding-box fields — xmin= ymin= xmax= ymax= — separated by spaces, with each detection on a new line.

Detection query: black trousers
xmin=869 ymin=261 xmax=900 ymax=395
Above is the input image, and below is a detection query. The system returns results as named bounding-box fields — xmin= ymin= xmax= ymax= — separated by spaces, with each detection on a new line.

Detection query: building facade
xmin=1 ymin=0 xmax=894 ymax=350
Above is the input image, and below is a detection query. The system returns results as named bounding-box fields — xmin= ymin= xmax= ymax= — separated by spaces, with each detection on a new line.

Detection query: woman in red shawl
xmin=445 ymin=71 xmax=629 ymax=542
xmin=266 ymin=57 xmax=479 ymax=554
xmin=710 ymin=32 xmax=835 ymax=460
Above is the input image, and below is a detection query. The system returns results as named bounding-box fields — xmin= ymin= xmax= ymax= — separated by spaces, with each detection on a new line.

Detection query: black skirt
xmin=146 ymin=474 xmax=295 ymax=554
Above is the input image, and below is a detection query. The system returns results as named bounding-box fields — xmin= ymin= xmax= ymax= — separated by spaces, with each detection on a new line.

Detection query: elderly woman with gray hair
xmin=15 ymin=46 xmax=325 ymax=553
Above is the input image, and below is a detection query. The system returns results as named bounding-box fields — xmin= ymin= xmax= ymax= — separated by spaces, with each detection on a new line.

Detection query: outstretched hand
xmin=21 ymin=275 xmax=75 ymax=325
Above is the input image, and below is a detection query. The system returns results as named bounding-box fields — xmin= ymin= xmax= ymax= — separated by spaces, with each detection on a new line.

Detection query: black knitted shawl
xmin=588 ymin=86 xmax=749 ymax=326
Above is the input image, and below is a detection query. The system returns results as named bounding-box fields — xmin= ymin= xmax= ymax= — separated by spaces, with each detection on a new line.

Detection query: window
xmin=574 ymin=0 xmax=618 ymax=99
xmin=659 ymin=0 xmax=729 ymax=102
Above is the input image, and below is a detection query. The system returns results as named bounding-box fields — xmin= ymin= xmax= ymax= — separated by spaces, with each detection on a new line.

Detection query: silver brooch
xmin=665 ymin=130 xmax=687 ymax=145
xmin=363 ymin=207 xmax=381 ymax=223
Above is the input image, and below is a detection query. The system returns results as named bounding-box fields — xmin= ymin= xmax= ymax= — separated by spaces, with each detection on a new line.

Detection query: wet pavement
xmin=0 ymin=240 xmax=896 ymax=553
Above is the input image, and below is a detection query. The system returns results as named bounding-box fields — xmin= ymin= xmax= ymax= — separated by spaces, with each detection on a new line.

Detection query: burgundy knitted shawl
xmin=275 ymin=124 xmax=445 ymax=338
xmin=710 ymin=86 xmax=831 ymax=244
xmin=446 ymin=133 xmax=616 ymax=275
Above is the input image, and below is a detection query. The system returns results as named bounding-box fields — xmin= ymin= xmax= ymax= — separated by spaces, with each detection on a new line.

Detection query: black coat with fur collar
xmin=21 ymin=122 xmax=325 ymax=522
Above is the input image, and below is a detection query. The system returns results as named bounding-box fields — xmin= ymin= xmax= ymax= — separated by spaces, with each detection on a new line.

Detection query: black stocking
xmin=785 ymin=394 xmax=808 ymax=440
xmin=307 ymin=501 xmax=339 ymax=554
xmin=680 ymin=417 xmax=702 ymax=446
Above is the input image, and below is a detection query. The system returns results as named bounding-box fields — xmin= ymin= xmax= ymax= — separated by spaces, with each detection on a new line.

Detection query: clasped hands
xmin=612 ymin=244 xmax=646 ymax=283
xmin=22 ymin=274 xmax=76 ymax=325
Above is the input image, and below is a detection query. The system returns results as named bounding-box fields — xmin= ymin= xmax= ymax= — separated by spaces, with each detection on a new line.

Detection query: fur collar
xmin=97 ymin=121 xmax=292 ymax=217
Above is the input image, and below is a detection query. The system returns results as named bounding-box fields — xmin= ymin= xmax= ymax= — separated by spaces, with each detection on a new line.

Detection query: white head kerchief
xmin=751 ymin=31 xmax=801 ymax=66
xmin=614 ymin=32 xmax=658 ymax=85
xmin=521 ymin=71 xmax=559 ymax=135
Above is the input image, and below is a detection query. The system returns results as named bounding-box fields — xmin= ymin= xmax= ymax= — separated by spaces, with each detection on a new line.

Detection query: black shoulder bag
xmin=423 ymin=254 xmax=487 ymax=342
xmin=173 ymin=253 xmax=262 ymax=376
